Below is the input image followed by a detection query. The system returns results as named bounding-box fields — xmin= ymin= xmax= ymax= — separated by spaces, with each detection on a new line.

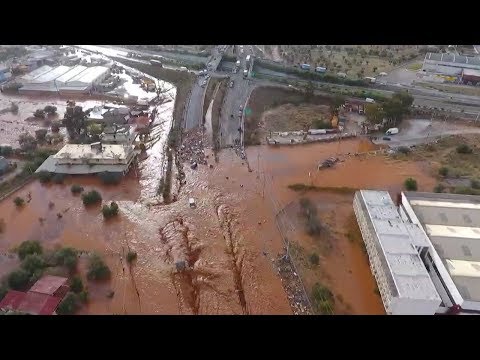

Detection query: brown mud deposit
xmin=246 ymin=138 xmax=436 ymax=314
xmin=0 ymin=147 xmax=292 ymax=314
xmin=0 ymin=92 xmax=104 ymax=147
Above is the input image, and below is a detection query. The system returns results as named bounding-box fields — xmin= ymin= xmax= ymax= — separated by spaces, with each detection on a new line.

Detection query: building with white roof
xmin=19 ymin=64 xmax=110 ymax=94
xmin=423 ymin=52 xmax=480 ymax=76
xmin=353 ymin=190 xmax=442 ymax=315
xmin=401 ymin=192 xmax=480 ymax=314
xmin=35 ymin=142 xmax=138 ymax=175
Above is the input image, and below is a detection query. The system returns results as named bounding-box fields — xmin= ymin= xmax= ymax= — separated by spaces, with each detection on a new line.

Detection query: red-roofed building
xmin=0 ymin=275 xmax=68 ymax=315
xmin=0 ymin=291 xmax=62 ymax=315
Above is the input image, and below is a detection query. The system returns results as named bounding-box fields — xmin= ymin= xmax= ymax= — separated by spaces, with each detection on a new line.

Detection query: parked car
xmin=383 ymin=136 xmax=391 ymax=141
xmin=229 ymin=80 xmax=234 ymax=88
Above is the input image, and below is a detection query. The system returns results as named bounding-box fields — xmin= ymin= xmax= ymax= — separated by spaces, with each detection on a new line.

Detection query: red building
xmin=0 ymin=275 xmax=68 ymax=315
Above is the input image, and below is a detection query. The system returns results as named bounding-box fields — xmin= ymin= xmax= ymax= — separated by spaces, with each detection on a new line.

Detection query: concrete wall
xmin=390 ymin=297 xmax=440 ymax=315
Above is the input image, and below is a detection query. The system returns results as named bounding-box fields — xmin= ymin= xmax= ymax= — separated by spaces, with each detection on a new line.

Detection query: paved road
xmin=184 ymin=46 xmax=226 ymax=130
xmin=372 ymin=119 xmax=480 ymax=148
xmin=219 ymin=45 xmax=255 ymax=147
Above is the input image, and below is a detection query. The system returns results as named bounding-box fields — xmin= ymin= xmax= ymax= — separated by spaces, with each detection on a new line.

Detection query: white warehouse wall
xmin=390 ymin=297 xmax=440 ymax=315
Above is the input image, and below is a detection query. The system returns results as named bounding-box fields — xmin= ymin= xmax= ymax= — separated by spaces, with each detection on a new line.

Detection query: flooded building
xmin=100 ymin=125 xmax=136 ymax=144
xmin=401 ymin=192 xmax=480 ymax=315
xmin=0 ymin=275 xmax=68 ymax=315
xmin=353 ymin=190 xmax=442 ymax=315
xmin=35 ymin=142 xmax=138 ymax=175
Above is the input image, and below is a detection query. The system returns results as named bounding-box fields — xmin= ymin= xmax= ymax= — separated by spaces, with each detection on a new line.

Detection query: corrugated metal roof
xmin=358 ymin=190 xmax=440 ymax=301
xmin=31 ymin=66 xmax=71 ymax=83
xmin=405 ymin=191 xmax=480 ymax=302
xmin=67 ymin=66 xmax=109 ymax=84
xmin=55 ymin=65 xmax=88 ymax=84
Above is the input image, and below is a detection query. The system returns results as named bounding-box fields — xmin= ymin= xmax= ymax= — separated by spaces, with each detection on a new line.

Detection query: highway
xmin=219 ymin=45 xmax=255 ymax=147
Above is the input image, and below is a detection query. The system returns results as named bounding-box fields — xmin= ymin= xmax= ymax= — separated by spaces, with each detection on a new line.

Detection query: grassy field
xmin=267 ymin=45 xmax=425 ymax=78
xmin=407 ymin=62 xmax=423 ymax=71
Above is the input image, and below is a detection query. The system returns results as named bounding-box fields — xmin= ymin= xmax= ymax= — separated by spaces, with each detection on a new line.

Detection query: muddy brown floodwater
xmin=0 ymin=145 xmax=292 ymax=314
xmin=246 ymin=138 xmax=436 ymax=314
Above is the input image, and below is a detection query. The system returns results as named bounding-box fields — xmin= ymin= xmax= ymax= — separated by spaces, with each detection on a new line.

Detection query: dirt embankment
xmin=203 ymin=78 xmax=220 ymax=119
xmin=211 ymin=79 xmax=228 ymax=157
xmin=245 ymin=86 xmax=333 ymax=145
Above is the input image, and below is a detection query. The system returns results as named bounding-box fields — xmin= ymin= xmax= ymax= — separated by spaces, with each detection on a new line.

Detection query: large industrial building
xmin=353 ymin=190 xmax=442 ymax=315
xmin=354 ymin=190 xmax=480 ymax=315
xmin=19 ymin=64 xmax=110 ymax=94
xmin=422 ymin=52 xmax=480 ymax=76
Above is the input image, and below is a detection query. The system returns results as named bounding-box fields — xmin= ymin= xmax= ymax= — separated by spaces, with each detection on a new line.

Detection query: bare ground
xmin=245 ymin=86 xmax=333 ymax=145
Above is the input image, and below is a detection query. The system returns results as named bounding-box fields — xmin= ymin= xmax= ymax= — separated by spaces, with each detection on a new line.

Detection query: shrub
xmin=98 ymin=172 xmax=121 ymax=185
xmin=438 ymin=167 xmax=449 ymax=177
xmin=44 ymin=105 xmax=57 ymax=115
xmin=457 ymin=144 xmax=473 ymax=154
xmin=433 ymin=184 xmax=445 ymax=193
xmin=53 ymin=247 xmax=78 ymax=272
xmin=471 ymin=179 xmax=480 ymax=189
xmin=126 ymin=251 xmax=137 ymax=263
xmin=56 ymin=292 xmax=80 ymax=315
xmin=33 ymin=109 xmax=45 ymax=118
xmin=311 ymin=283 xmax=334 ymax=314
xmin=78 ymin=290 xmax=89 ymax=304
xmin=404 ymin=177 xmax=418 ymax=191
xmin=7 ymin=269 xmax=31 ymax=290
xmin=21 ymin=254 xmax=46 ymax=274
xmin=309 ymin=253 xmax=320 ymax=266
xmin=397 ymin=146 xmax=411 ymax=154
xmin=36 ymin=171 xmax=53 ymax=183
xmin=14 ymin=197 xmax=25 ymax=207
xmin=16 ymin=240 xmax=42 ymax=260
xmin=52 ymin=174 xmax=65 ymax=184
xmin=102 ymin=201 xmax=119 ymax=219
xmin=87 ymin=254 xmax=111 ymax=281
xmin=70 ymin=184 xmax=84 ymax=194
xmin=70 ymin=276 xmax=84 ymax=293
xmin=81 ymin=190 xmax=102 ymax=206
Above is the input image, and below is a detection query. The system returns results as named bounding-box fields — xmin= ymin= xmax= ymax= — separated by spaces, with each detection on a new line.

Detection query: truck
xmin=315 ymin=66 xmax=326 ymax=73
xmin=245 ymin=55 xmax=251 ymax=66
xmin=365 ymin=98 xmax=375 ymax=103
xmin=300 ymin=63 xmax=311 ymax=70
xmin=235 ymin=60 xmax=241 ymax=68
xmin=364 ymin=76 xmax=376 ymax=84
xmin=243 ymin=69 xmax=248 ymax=78
xmin=385 ymin=127 xmax=399 ymax=135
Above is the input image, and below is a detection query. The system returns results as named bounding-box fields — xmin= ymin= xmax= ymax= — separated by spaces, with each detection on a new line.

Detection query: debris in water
xmin=175 ymin=260 xmax=187 ymax=272
xmin=107 ymin=290 xmax=115 ymax=298
xmin=57 ymin=213 xmax=63 ymax=219
xmin=48 ymin=201 xmax=55 ymax=209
